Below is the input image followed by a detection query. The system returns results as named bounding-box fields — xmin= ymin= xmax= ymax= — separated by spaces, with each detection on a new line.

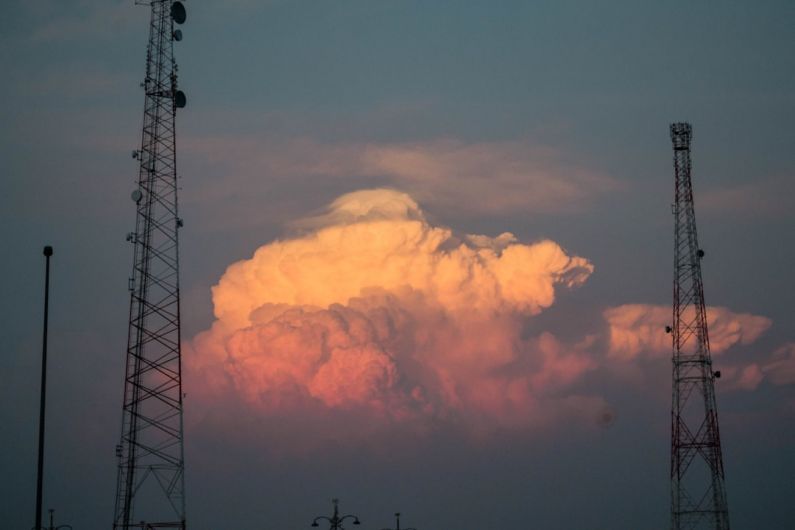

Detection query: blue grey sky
xmin=2 ymin=1 xmax=794 ymax=529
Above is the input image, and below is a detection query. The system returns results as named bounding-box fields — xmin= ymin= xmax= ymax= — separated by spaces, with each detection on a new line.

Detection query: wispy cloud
xmin=699 ymin=176 xmax=794 ymax=218
xmin=710 ymin=343 xmax=795 ymax=392
xmin=356 ymin=140 xmax=618 ymax=215
xmin=763 ymin=342 xmax=795 ymax=386
xmin=181 ymin=135 xmax=619 ymax=227
xmin=29 ymin=1 xmax=142 ymax=43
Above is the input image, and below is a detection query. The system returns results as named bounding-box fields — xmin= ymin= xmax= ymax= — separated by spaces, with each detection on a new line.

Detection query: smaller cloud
xmin=603 ymin=304 xmax=771 ymax=361
xmin=763 ymin=342 xmax=795 ymax=386
xmin=718 ymin=364 xmax=765 ymax=392
xmin=601 ymin=305 xmax=795 ymax=395
xmin=708 ymin=343 xmax=795 ymax=392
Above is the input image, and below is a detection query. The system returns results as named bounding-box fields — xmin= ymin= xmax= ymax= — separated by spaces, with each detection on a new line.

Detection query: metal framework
xmin=311 ymin=499 xmax=362 ymax=529
xmin=669 ymin=123 xmax=730 ymax=530
xmin=113 ymin=2 xmax=187 ymax=529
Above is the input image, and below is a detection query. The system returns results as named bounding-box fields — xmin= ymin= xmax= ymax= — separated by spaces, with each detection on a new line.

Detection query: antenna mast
xmin=669 ymin=123 xmax=730 ymax=530
xmin=113 ymin=2 xmax=188 ymax=529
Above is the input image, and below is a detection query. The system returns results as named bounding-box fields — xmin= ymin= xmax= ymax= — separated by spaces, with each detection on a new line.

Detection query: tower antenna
xmin=113 ymin=2 xmax=188 ymax=529
xmin=669 ymin=123 xmax=730 ymax=530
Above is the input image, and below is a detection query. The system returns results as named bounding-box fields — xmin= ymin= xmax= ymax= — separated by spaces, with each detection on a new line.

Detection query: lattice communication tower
xmin=113 ymin=2 xmax=188 ymax=529
xmin=669 ymin=123 xmax=730 ymax=530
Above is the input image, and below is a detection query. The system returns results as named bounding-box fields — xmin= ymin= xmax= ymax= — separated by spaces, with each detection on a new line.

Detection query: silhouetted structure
xmin=44 ymin=508 xmax=73 ymax=530
xmin=669 ymin=123 xmax=730 ymax=530
xmin=112 ymin=2 xmax=188 ymax=529
xmin=380 ymin=512 xmax=417 ymax=530
xmin=35 ymin=246 xmax=53 ymax=530
xmin=311 ymin=499 xmax=361 ymax=529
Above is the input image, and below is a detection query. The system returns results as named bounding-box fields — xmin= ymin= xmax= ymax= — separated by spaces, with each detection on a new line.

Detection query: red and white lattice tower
xmin=669 ymin=122 xmax=730 ymax=530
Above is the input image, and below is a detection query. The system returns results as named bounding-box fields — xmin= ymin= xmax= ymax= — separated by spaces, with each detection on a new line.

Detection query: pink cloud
xmin=185 ymin=190 xmax=781 ymax=449
xmin=707 ymin=344 xmax=795 ymax=392
xmin=188 ymin=189 xmax=600 ymax=439
xmin=718 ymin=364 xmax=765 ymax=392
xmin=763 ymin=343 xmax=795 ymax=386
xmin=603 ymin=303 xmax=771 ymax=361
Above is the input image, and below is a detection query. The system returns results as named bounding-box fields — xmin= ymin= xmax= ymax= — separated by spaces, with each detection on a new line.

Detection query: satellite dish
xmin=171 ymin=1 xmax=187 ymax=24
xmin=131 ymin=190 xmax=143 ymax=203
xmin=173 ymin=29 xmax=183 ymax=41
xmin=174 ymin=90 xmax=187 ymax=109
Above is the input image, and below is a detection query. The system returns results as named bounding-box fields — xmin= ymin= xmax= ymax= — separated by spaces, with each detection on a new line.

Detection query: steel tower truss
xmin=669 ymin=123 xmax=729 ymax=530
xmin=113 ymin=2 xmax=187 ymax=529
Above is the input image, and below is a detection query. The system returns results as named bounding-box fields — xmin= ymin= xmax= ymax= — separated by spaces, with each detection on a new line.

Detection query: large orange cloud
xmin=188 ymin=189 xmax=601 ymax=432
xmin=212 ymin=189 xmax=592 ymax=329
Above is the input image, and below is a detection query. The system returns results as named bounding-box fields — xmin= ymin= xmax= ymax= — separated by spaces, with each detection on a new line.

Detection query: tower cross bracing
xmin=669 ymin=122 xmax=730 ymax=530
xmin=113 ymin=2 xmax=187 ymax=529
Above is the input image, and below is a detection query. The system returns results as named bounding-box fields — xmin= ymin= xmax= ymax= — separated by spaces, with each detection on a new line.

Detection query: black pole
xmin=35 ymin=245 xmax=53 ymax=530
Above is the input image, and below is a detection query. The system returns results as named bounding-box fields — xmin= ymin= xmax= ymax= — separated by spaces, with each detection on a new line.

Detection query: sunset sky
xmin=2 ymin=1 xmax=794 ymax=529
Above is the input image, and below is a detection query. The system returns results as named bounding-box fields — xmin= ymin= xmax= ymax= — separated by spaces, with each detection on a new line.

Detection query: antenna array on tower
xmin=113 ymin=2 xmax=188 ymax=529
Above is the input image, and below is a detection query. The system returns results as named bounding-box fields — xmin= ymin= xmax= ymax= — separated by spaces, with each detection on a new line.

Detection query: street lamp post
xmin=34 ymin=246 xmax=53 ymax=530
xmin=311 ymin=499 xmax=361 ymax=529
xmin=31 ymin=250 xmax=72 ymax=529
xmin=32 ymin=508 xmax=73 ymax=530
xmin=381 ymin=512 xmax=417 ymax=530
xmin=47 ymin=508 xmax=72 ymax=530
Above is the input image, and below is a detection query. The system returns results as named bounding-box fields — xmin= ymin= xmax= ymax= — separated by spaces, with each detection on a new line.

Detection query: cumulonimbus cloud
xmin=188 ymin=188 xmax=601 ymax=433
xmin=187 ymin=189 xmax=777 ymax=445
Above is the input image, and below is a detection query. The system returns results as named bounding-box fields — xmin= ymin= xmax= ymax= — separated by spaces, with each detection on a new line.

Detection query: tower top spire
xmin=670 ymin=122 xmax=692 ymax=149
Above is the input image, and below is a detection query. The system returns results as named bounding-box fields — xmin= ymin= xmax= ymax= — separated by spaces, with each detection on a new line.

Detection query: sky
xmin=1 ymin=1 xmax=794 ymax=529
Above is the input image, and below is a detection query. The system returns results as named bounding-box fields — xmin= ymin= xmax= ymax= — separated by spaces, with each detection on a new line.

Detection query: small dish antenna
xmin=131 ymin=190 xmax=143 ymax=203
xmin=173 ymin=29 xmax=183 ymax=42
xmin=175 ymin=90 xmax=187 ymax=109
xmin=171 ymin=2 xmax=187 ymax=24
